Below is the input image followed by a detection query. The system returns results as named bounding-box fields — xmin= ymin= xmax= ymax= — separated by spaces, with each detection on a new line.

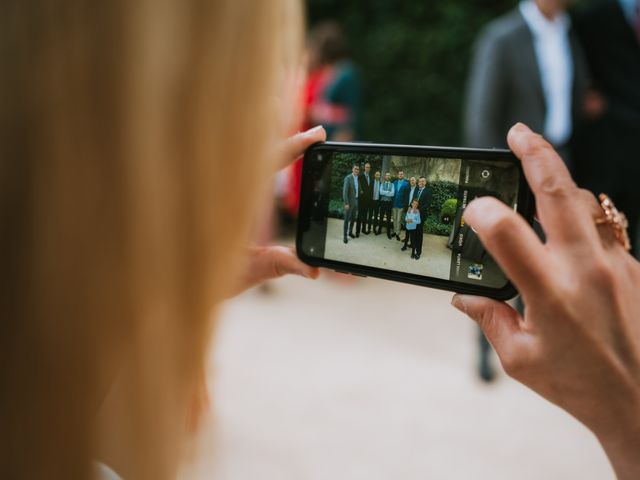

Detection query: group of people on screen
xmin=342 ymin=163 xmax=431 ymax=260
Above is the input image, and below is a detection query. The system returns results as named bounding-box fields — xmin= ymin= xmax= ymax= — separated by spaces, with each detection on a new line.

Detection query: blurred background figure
xmin=464 ymin=0 xmax=589 ymax=382
xmin=283 ymin=21 xmax=362 ymax=221
xmin=464 ymin=0 xmax=588 ymax=168
xmin=574 ymin=0 xmax=640 ymax=256
xmin=306 ymin=21 xmax=362 ymax=142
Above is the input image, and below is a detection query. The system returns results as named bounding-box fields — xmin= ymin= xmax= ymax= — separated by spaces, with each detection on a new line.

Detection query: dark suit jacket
xmin=359 ymin=173 xmax=374 ymax=202
xmin=414 ymin=187 xmax=431 ymax=220
xmin=342 ymin=174 xmax=362 ymax=207
xmin=465 ymin=7 xmax=589 ymax=150
xmin=404 ymin=186 xmax=418 ymax=208
xmin=574 ymin=0 xmax=640 ymax=193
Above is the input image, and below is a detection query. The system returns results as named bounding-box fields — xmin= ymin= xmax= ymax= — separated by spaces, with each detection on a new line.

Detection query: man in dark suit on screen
xmin=411 ymin=177 xmax=430 ymax=260
xmin=358 ymin=162 xmax=374 ymax=235
xmin=343 ymin=164 xmax=361 ymax=244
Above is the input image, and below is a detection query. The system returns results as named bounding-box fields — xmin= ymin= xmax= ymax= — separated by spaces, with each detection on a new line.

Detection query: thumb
xmin=277 ymin=125 xmax=326 ymax=169
xmin=267 ymin=246 xmax=320 ymax=280
xmin=451 ymin=294 xmax=522 ymax=354
xmin=250 ymin=245 xmax=319 ymax=282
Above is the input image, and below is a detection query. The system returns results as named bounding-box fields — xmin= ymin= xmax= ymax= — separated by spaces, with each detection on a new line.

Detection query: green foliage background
xmin=307 ymin=0 xmax=515 ymax=145
xmin=329 ymin=152 xmax=383 ymax=203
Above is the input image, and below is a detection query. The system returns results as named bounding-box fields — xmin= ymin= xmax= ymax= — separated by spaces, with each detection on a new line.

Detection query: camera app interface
xmin=299 ymin=151 xmax=521 ymax=288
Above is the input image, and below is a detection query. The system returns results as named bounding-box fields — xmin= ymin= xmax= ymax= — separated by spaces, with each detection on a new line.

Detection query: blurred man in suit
xmin=342 ymin=164 xmax=361 ymax=244
xmin=465 ymin=0 xmax=589 ymax=382
xmin=358 ymin=162 xmax=373 ymax=235
xmin=465 ymin=0 xmax=588 ymax=169
xmin=574 ymin=0 xmax=640 ymax=255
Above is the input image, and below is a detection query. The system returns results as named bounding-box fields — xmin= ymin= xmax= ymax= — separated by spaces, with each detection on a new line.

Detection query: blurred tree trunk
xmin=381 ymin=155 xmax=391 ymax=176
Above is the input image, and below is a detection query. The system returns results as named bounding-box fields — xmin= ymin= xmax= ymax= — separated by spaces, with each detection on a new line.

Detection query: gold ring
xmin=595 ymin=193 xmax=631 ymax=251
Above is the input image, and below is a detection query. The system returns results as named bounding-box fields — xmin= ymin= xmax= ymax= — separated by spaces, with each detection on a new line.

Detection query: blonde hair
xmin=0 ymin=0 xmax=303 ymax=478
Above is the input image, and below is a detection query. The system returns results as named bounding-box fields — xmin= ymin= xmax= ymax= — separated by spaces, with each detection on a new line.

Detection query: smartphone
xmin=295 ymin=142 xmax=535 ymax=300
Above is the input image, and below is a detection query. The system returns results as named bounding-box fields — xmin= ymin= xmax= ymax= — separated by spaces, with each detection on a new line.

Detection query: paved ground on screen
xmin=324 ymin=218 xmax=451 ymax=279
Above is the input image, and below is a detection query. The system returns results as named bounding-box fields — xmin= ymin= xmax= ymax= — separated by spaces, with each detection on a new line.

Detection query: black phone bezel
xmin=296 ymin=141 xmax=535 ymax=300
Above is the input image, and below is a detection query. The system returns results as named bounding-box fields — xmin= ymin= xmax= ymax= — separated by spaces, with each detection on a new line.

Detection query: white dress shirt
xmin=352 ymin=174 xmax=359 ymax=198
xmin=373 ymin=179 xmax=380 ymax=200
xmin=520 ymin=0 xmax=574 ymax=146
xmin=407 ymin=186 xmax=416 ymax=206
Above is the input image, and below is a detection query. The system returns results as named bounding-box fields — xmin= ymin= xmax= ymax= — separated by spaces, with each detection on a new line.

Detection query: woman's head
xmin=307 ymin=20 xmax=350 ymax=70
xmin=0 ymin=0 xmax=303 ymax=478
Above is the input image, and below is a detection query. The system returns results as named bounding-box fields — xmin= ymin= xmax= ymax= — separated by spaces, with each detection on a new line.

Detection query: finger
xmin=464 ymin=196 xmax=549 ymax=295
xmin=507 ymin=123 xmax=599 ymax=247
xmin=451 ymin=294 xmax=528 ymax=372
xmin=277 ymin=125 xmax=326 ymax=169
xmin=260 ymin=245 xmax=320 ymax=280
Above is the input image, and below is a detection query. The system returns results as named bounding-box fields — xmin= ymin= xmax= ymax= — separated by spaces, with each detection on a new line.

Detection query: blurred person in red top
xmin=284 ymin=21 xmax=362 ymax=218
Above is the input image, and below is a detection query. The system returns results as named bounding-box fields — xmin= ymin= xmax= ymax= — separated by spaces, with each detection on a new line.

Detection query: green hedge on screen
xmin=440 ymin=198 xmax=459 ymax=223
xmin=329 ymin=152 xmax=383 ymax=202
xmin=424 ymin=214 xmax=453 ymax=236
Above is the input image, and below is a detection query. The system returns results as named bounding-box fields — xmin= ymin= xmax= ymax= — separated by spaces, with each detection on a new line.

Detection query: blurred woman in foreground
xmin=0 ymin=1 xmax=639 ymax=480
xmin=1 ymin=1 xmax=321 ymax=478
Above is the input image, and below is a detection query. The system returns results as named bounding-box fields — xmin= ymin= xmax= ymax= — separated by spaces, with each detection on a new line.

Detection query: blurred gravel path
xmin=182 ymin=273 xmax=613 ymax=480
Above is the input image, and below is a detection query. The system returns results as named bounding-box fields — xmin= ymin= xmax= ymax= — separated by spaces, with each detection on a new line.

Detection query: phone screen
xmin=297 ymin=144 xmax=530 ymax=297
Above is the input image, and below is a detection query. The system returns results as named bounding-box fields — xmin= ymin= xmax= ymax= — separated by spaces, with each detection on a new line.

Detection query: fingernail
xmin=451 ymin=295 xmax=468 ymax=314
xmin=300 ymin=268 xmax=312 ymax=279
xmin=305 ymin=125 xmax=324 ymax=135
xmin=463 ymin=197 xmax=489 ymax=224
xmin=305 ymin=268 xmax=320 ymax=279
xmin=512 ymin=122 xmax=531 ymax=133
xmin=508 ymin=123 xmax=532 ymax=145
xmin=464 ymin=198 xmax=479 ymax=217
